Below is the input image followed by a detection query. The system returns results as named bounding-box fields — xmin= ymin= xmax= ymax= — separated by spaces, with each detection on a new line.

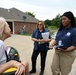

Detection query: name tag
xmin=58 ymin=40 xmax=62 ymax=46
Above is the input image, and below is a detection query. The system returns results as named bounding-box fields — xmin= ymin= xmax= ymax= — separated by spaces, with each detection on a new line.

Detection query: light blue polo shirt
xmin=0 ymin=40 xmax=6 ymax=64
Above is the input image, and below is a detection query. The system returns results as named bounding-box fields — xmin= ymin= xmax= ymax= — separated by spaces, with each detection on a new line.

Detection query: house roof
xmin=0 ymin=7 xmax=39 ymax=23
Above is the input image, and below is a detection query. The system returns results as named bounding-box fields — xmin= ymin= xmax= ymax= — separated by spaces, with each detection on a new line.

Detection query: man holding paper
xmin=29 ymin=21 xmax=51 ymax=75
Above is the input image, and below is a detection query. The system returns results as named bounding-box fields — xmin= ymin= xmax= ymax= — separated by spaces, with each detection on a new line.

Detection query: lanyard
xmin=58 ymin=30 xmax=65 ymax=46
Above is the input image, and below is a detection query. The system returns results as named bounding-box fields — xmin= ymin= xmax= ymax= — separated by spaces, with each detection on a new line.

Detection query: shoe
xmin=29 ymin=70 xmax=36 ymax=74
xmin=27 ymin=72 xmax=30 ymax=75
xmin=39 ymin=71 xmax=44 ymax=75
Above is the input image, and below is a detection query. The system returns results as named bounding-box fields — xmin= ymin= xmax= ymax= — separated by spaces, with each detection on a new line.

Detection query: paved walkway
xmin=4 ymin=35 xmax=76 ymax=75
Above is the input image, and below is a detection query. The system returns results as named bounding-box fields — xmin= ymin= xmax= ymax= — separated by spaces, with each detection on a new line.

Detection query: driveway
xmin=4 ymin=35 xmax=76 ymax=75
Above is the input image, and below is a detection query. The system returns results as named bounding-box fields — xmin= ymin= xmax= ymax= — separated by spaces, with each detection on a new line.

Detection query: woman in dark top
xmin=51 ymin=11 xmax=76 ymax=75
xmin=29 ymin=21 xmax=51 ymax=75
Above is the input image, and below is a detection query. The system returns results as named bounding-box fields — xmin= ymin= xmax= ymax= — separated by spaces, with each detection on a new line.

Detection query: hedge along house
xmin=0 ymin=7 xmax=39 ymax=34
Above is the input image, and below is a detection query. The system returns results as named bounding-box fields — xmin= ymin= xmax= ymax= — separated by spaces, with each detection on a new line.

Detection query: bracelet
xmin=21 ymin=63 xmax=26 ymax=73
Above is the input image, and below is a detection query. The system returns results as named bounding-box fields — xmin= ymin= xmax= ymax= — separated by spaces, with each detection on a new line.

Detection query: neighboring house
xmin=0 ymin=7 xmax=39 ymax=34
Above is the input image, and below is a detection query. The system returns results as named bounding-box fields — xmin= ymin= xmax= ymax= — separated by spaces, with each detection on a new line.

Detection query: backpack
xmin=5 ymin=46 xmax=20 ymax=62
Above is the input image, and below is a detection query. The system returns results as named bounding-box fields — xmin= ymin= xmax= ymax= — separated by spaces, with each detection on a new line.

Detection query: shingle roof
xmin=0 ymin=7 xmax=39 ymax=23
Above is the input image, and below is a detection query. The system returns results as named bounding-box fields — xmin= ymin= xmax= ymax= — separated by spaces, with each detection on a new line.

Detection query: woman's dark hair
xmin=59 ymin=11 xmax=76 ymax=31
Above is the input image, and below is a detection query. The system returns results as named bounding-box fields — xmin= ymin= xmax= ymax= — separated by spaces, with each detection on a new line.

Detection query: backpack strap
xmin=5 ymin=50 xmax=8 ymax=62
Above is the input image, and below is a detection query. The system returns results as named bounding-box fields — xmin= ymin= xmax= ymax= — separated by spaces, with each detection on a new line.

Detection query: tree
xmin=44 ymin=19 xmax=51 ymax=28
xmin=25 ymin=12 xmax=35 ymax=17
xmin=51 ymin=14 xmax=61 ymax=27
xmin=75 ymin=17 xmax=76 ymax=26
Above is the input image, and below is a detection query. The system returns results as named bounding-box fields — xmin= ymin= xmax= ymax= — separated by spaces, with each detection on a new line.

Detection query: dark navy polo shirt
xmin=32 ymin=29 xmax=51 ymax=51
xmin=55 ymin=27 xmax=76 ymax=49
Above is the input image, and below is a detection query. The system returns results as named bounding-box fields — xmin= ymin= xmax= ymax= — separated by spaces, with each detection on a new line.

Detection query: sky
xmin=0 ymin=0 xmax=76 ymax=20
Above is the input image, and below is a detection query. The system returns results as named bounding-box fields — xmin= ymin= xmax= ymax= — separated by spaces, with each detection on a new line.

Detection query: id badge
xmin=58 ymin=40 xmax=62 ymax=46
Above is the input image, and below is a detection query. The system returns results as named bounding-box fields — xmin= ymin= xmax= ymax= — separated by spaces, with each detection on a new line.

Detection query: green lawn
xmin=47 ymin=26 xmax=58 ymax=35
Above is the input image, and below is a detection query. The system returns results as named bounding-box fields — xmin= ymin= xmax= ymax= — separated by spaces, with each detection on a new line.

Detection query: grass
xmin=47 ymin=26 xmax=58 ymax=35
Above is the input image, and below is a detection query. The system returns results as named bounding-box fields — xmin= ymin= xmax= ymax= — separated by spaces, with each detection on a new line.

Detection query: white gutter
xmin=12 ymin=21 xmax=14 ymax=34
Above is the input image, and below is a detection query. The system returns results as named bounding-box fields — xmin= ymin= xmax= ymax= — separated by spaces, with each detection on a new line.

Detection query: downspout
xmin=12 ymin=21 xmax=14 ymax=34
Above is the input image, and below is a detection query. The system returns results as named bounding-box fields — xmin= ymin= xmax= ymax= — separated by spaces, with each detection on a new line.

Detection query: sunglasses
xmin=38 ymin=24 xmax=42 ymax=25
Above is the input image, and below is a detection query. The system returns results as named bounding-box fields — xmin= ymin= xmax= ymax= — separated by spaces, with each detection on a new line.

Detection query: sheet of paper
xmin=41 ymin=32 xmax=49 ymax=40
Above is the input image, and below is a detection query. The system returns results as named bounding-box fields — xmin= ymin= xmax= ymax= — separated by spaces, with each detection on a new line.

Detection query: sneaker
xmin=29 ymin=70 xmax=36 ymax=74
xmin=39 ymin=71 xmax=44 ymax=75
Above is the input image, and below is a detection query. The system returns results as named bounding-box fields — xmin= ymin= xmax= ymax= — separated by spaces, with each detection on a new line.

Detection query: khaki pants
xmin=51 ymin=50 xmax=76 ymax=75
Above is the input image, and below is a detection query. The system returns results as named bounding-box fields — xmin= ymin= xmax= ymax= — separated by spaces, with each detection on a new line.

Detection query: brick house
xmin=0 ymin=7 xmax=39 ymax=34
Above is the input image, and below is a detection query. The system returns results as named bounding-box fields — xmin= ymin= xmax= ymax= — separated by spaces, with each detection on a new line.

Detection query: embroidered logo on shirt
xmin=66 ymin=32 xmax=71 ymax=36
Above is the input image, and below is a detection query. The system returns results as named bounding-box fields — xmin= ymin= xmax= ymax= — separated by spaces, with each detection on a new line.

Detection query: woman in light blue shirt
xmin=0 ymin=17 xmax=29 ymax=75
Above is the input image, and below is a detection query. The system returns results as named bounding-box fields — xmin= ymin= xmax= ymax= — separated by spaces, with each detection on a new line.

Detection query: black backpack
xmin=5 ymin=46 xmax=20 ymax=62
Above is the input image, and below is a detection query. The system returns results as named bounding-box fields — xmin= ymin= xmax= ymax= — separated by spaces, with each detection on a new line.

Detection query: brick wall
xmin=14 ymin=21 xmax=37 ymax=34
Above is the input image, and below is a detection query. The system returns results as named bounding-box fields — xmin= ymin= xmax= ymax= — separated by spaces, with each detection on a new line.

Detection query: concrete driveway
xmin=4 ymin=35 xmax=76 ymax=75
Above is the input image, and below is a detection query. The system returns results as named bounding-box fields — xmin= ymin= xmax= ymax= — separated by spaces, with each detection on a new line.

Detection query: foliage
xmin=25 ymin=12 xmax=35 ymax=17
xmin=75 ymin=17 xmax=76 ymax=26
xmin=50 ymin=14 xmax=61 ymax=27
xmin=44 ymin=14 xmax=76 ymax=28
xmin=49 ymin=26 xmax=58 ymax=30
xmin=45 ymin=15 xmax=76 ymax=35
xmin=44 ymin=14 xmax=61 ymax=28
xmin=44 ymin=19 xmax=51 ymax=27
xmin=45 ymin=25 xmax=58 ymax=35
